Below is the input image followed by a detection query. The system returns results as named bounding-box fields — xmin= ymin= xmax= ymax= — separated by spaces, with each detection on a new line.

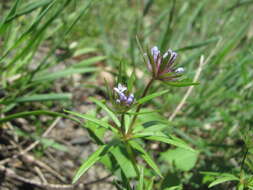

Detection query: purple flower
xmin=114 ymin=84 xmax=134 ymax=106
xmin=126 ymin=93 xmax=134 ymax=105
xmin=151 ymin=46 xmax=160 ymax=63
xmin=146 ymin=46 xmax=184 ymax=81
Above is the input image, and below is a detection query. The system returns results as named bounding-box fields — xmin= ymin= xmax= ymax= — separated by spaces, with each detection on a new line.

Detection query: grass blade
xmin=14 ymin=93 xmax=72 ymax=103
xmin=32 ymin=67 xmax=97 ymax=82
xmin=0 ymin=110 xmax=80 ymax=124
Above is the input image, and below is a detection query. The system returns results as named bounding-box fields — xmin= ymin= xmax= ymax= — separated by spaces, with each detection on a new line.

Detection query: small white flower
xmin=114 ymin=83 xmax=127 ymax=94
xmin=175 ymin=67 xmax=185 ymax=74
xmin=163 ymin=49 xmax=172 ymax=58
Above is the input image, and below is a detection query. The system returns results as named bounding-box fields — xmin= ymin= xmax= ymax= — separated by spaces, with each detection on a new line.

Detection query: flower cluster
xmin=146 ymin=46 xmax=184 ymax=81
xmin=113 ymin=83 xmax=134 ymax=106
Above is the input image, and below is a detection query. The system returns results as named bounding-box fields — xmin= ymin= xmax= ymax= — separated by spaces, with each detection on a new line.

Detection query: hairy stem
xmin=127 ymin=78 xmax=154 ymax=134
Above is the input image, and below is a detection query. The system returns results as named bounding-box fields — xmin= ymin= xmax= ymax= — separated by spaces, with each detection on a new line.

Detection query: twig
xmin=0 ymin=117 xmax=66 ymax=182
xmin=84 ymin=174 xmax=112 ymax=185
xmin=0 ymin=117 xmax=61 ymax=165
xmin=22 ymin=153 xmax=66 ymax=182
xmin=169 ymin=56 xmax=205 ymax=121
xmin=169 ymin=39 xmax=222 ymax=121
xmin=35 ymin=166 xmax=48 ymax=184
xmin=0 ymin=165 xmax=74 ymax=189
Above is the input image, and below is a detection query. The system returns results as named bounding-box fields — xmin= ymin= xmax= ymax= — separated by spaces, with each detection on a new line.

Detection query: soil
xmin=0 ymin=52 xmax=117 ymax=190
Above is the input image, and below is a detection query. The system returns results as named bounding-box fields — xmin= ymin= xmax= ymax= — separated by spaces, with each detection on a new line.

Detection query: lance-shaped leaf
xmin=147 ymin=177 xmax=155 ymax=190
xmin=33 ymin=67 xmax=97 ymax=82
xmin=89 ymin=97 xmax=120 ymax=127
xmin=129 ymin=140 xmax=163 ymax=177
xmin=15 ymin=93 xmax=72 ymax=103
xmin=136 ymin=166 xmax=144 ymax=190
xmin=208 ymin=174 xmax=239 ymax=188
xmin=111 ymin=145 xmax=138 ymax=178
xmin=72 ymin=140 xmax=117 ymax=184
xmin=164 ymin=79 xmax=199 ymax=87
xmin=145 ymin=134 xmax=195 ymax=152
xmin=65 ymin=110 xmax=118 ymax=133
xmin=137 ymin=89 xmax=169 ymax=105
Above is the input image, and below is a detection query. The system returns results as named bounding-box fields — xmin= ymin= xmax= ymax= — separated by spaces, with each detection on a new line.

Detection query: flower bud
xmin=146 ymin=46 xmax=184 ymax=81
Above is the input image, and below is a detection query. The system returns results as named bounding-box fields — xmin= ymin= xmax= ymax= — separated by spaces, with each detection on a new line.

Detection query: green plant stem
xmin=240 ymin=147 xmax=248 ymax=174
xmin=120 ymin=113 xmax=126 ymax=135
xmin=125 ymin=141 xmax=140 ymax=177
xmin=127 ymin=78 xmax=154 ymax=134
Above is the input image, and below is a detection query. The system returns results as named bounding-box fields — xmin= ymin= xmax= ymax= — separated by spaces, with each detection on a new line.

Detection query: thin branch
xmin=169 ymin=39 xmax=222 ymax=121
xmin=0 ymin=117 xmax=61 ymax=165
xmin=35 ymin=166 xmax=48 ymax=184
xmin=0 ymin=165 xmax=74 ymax=189
xmin=84 ymin=174 xmax=113 ymax=186
xmin=169 ymin=55 xmax=204 ymax=121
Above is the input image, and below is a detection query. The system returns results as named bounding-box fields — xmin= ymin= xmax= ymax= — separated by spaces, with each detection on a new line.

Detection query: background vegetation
xmin=0 ymin=0 xmax=252 ymax=189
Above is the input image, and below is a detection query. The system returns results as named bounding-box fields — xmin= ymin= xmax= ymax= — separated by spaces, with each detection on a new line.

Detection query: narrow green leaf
xmin=65 ymin=110 xmax=117 ymax=132
xmin=136 ymin=35 xmax=148 ymax=67
xmin=147 ymin=177 xmax=155 ymax=190
xmin=133 ymin=131 xmax=166 ymax=138
xmin=33 ymin=67 xmax=97 ymax=82
xmin=137 ymin=166 xmax=144 ymax=190
xmin=137 ymin=90 xmax=169 ymax=105
xmin=0 ymin=110 xmax=80 ymax=124
xmin=63 ymin=0 xmax=93 ymax=36
xmin=72 ymin=144 xmax=113 ymax=184
xmin=176 ymin=37 xmax=219 ymax=52
xmin=120 ymin=170 xmax=132 ymax=190
xmin=6 ymin=0 xmax=53 ymax=22
xmin=212 ymin=22 xmax=249 ymax=66
xmin=126 ymin=110 xmax=159 ymax=115
xmin=15 ymin=93 xmax=72 ymax=102
xmin=145 ymin=135 xmax=195 ymax=152
xmin=165 ymin=80 xmax=199 ymax=87
xmin=0 ymin=0 xmax=21 ymax=34
xmin=73 ymin=56 xmax=107 ymax=67
xmin=1 ymin=0 xmax=58 ymax=62
xmin=127 ymin=71 xmax=136 ymax=92
xmin=89 ymin=97 xmax=120 ymax=127
xmin=208 ymin=175 xmax=239 ymax=188
xmin=111 ymin=146 xmax=138 ymax=178
xmin=129 ymin=141 xmax=163 ymax=177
